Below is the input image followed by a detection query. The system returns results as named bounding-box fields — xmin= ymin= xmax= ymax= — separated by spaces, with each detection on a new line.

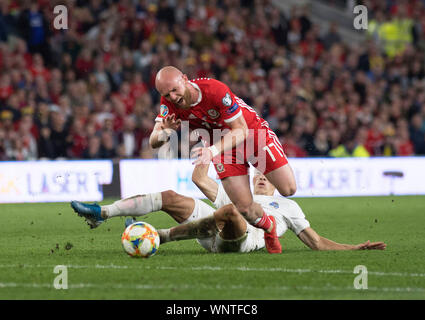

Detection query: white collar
xmin=189 ymin=81 xmax=202 ymax=107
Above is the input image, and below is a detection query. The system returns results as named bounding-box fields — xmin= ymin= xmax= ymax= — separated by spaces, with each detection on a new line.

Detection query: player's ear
xmin=182 ymin=74 xmax=188 ymax=82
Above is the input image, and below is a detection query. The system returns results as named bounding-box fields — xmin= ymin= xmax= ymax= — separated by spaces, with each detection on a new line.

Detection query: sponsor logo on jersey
xmin=159 ymin=104 xmax=169 ymax=117
xmin=215 ymin=163 xmax=225 ymax=173
xmin=269 ymin=202 xmax=279 ymax=209
xmin=226 ymin=103 xmax=239 ymax=115
xmin=188 ymin=113 xmax=197 ymax=119
xmin=207 ymin=109 xmax=220 ymax=119
xmin=222 ymin=93 xmax=232 ymax=106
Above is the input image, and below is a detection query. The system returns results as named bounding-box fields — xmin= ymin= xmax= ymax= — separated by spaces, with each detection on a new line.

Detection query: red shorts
xmin=212 ymin=126 xmax=288 ymax=180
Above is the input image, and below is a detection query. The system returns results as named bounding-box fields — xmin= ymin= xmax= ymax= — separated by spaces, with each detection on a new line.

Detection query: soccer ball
xmin=121 ymin=222 xmax=160 ymax=258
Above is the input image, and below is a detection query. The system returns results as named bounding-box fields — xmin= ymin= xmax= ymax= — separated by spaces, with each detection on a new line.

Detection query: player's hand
xmin=161 ymin=113 xmax=181 ymax=131
xmin=191 ymin=147 xmax=213 ymax=165
xmin=354 ymin=240 xmax=387 ymax=250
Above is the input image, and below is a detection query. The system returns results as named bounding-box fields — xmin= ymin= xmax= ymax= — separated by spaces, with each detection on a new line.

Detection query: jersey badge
xmin=222 ymin=93 xmax=232 ymax=106
xmin=207 ymin=109 xmax=220 ymax=119
xmin=226 ymin=103 xmax=239 ymax=115
xmin=269 ymin=202 xmax=279 ymax=209
xmin=215 ymin=163 xmax=225 ymax=173
xmin=159 ymin=104 xmax=169 ymax=117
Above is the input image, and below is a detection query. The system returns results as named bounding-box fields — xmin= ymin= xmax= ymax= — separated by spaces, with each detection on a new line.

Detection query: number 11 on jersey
xmin=263 ymin=143 xmax=283 ymax=162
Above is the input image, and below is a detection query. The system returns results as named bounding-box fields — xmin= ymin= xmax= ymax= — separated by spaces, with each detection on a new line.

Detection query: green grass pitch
xmin=0 ymin=196 xmax=424 ymax=300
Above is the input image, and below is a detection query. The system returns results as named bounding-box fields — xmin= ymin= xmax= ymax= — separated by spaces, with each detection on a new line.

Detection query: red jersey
xmin=154 ymin=78 xmax=288 ymax=179
xmin=155 ymin=78 xmax=266 ymax=135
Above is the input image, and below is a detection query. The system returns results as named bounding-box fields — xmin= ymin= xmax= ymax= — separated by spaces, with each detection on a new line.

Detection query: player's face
xmin=253 ymin=173 xmax=276 ymax=196
xmin=159 ymin=74 xmax=191 ymax=109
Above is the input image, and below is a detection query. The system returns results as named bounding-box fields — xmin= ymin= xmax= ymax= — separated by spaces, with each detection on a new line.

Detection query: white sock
xmin=102 ymin=193 xmax=162 ymax=218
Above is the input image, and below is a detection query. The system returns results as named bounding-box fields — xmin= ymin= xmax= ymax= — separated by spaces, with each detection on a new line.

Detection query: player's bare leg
xmin=220 ymin=175 xmax=281 ymax=253
xmin=158 ymin=215 xmax=218 ymax=243
xmin=264 ymin=163 xmax=297 ymax=197
xmin=159 ymin=204 xmax=247 ymax=244
xmin=220 ymin=175 xmax=260 ymax=223
xmin=157 ymin=190 xmax=196 ymax=223
xmin=72 ymin=190 xmax=195 ymax=229
xmin=101 ymin=190 xmax=195 ymax=223
xmin=214 ymin=204 xmax=248 ymax=240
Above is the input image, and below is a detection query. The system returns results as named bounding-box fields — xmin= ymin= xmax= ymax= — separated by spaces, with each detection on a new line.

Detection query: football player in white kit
xmin=157 ymin=164 xmax=386 ymax=252
xmin=71 ymin=164 xmax=386 ymax=253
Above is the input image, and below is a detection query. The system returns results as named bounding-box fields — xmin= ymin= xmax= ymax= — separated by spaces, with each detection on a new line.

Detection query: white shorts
xmin=183 ymin=199 xmax=265 ymax=253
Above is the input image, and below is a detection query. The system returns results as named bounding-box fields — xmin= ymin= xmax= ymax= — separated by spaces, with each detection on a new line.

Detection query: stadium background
xmin=1 ymin=0 xmax=425 ymax=302
xmin=1 ymin=0 xmax=425 ymax=163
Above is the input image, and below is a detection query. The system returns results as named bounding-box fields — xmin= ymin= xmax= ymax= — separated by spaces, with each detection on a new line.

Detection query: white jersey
xmin=184 ymin=185 xmax=310 ymax=253
xmin=213 ymin=184 xmax=310 ymax=236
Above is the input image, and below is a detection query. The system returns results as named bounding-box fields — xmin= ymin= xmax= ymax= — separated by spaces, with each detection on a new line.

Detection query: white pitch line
xmin=1 ymin=264 xmax=424 ymax=279
xmin=0 ymin=282 xmax=424 ymax=293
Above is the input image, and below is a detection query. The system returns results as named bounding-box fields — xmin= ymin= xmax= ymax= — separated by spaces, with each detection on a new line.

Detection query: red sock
xmin=254 ymin=212 xmax=272 ymax=232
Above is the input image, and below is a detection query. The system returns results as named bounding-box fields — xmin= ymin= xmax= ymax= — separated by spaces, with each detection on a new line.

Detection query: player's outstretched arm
xmin=192 ymin=163 xmax=219 ymax=202
xmin=297 ymin=227 xmax=386 ymax=251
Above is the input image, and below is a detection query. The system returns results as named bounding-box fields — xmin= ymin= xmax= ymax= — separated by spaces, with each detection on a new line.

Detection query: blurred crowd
xmin=0 ymin=0 xmax=425 ymax=161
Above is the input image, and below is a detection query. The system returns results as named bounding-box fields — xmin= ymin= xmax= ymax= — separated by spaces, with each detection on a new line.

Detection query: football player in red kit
xmin=149 ymin=66 xmax=297 ymax=253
